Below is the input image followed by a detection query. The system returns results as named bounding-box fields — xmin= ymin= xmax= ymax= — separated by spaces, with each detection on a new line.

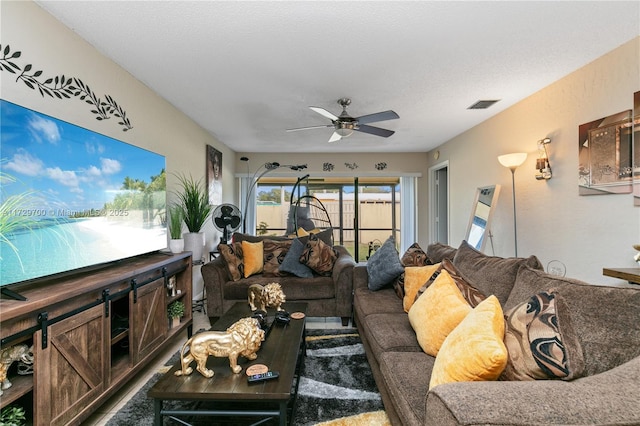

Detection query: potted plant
xmin=0 ymin=404 xmax=26 ymax=426
xmin=168 ymin=300 xmax=185 ymax=328
xmin=168 ymin=204 xmax=184 ymax=254
xmin=175 ymin=173 xmax=212 ymax=262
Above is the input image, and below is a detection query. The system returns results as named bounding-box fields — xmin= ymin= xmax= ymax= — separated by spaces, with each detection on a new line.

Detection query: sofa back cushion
xmin=506 ymin=266 xmax=640 ymax=376
xmin=426 ymin=242 xmax=457 ymax=264
xmin=452 ymin=240 xmax=544 ymax=305
xmin=232 ymin=232 xmax=290 ymax=243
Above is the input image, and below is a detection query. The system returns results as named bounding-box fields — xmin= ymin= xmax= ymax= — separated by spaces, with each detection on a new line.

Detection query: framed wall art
xmin=634 ymin=91 xmax=640 ymax=206
xmin=578 ymin=109 xmax=633 ymax=196
xmin=207 ymin=145 xmax=222 ymax=205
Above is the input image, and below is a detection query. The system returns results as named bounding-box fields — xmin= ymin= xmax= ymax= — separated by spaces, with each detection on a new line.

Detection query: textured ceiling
xmin=35 ymin=1 xmax=640 ymax=153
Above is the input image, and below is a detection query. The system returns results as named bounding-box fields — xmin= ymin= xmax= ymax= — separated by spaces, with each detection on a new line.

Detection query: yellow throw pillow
xmin=408 ymin=270 xmax=472 ymax=356
xmin=403 ymin=264 xmax=441 ymax=312
xmin=296 ymin=227 xmax=310 ymax=237
xmin=429 ymin=295 xmax=508 ymax=390
xmin=241 ymin=240 xmax=264 ymax=278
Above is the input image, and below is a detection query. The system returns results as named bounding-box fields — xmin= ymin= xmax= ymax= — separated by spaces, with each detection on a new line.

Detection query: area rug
xmin=106 ymin=328 xmax=387 ymax=426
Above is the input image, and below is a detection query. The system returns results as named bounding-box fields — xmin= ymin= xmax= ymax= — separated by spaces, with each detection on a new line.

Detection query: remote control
xmin=247 ymin=371 xmax=279 ymax=383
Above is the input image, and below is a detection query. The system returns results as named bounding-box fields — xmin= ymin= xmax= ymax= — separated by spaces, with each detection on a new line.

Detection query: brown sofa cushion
xmin=426 ymin=242 xmax=457 ymax=264
xmin=506 ymin=266 xmax=640 ymax=377
xmin=452 ymin=240 xmax=543 ymax=305
xmin=500 ymin=290 xmax=585 ymax=381
xmin=361 ymin=313 xmax=422 ymax=354
xmin=379 ymin=351 xmax=434 ymax=425
xmin=353 ymin=286 xmax=404 ymax=320
xmin=232 ymin=232 xmax=290 ymax=243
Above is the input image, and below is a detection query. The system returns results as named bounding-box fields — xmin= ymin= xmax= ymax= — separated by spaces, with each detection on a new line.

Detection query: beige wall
xmin=2 ymin=1 xmax=234 ymax=250
xmin=426 ymin=37 xmax=640 ymax=285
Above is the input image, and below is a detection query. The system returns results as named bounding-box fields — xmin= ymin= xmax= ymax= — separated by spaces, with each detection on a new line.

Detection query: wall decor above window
xmin=0 ymin=44 xmax=132 ymax=131
xmin=345 ymin=162 xmax=358 ymax=170
xmin=375 ymin=162 xmax=388 ymax=171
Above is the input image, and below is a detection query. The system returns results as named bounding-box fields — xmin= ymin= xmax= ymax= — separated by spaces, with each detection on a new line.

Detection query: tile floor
xmin=83 ymin=310 xmax=351 ymax=425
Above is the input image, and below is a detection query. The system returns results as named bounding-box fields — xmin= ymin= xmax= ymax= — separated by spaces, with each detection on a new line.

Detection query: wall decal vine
xmin=0 ymin=44 xmax=133 ymax=131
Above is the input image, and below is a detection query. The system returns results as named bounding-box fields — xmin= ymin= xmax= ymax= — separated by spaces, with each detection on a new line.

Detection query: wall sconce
xmin=535 ymin=138 xmax=552 ymax=180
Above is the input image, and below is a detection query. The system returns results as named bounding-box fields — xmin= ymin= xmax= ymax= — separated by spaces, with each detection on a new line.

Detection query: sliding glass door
xmin=252 ymin=177 xmax=402 ymax=261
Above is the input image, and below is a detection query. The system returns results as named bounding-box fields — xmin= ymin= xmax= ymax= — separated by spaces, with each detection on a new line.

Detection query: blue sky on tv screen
xmin=1 ymin=100 xmax=165 ymax=214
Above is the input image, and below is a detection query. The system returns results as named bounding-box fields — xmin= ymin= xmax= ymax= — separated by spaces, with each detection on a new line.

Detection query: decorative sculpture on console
xmin=174 ymin=317 xmax=265 ymax=378
xmin=0 ymin=344 xmax=34 ymax=396
xmin=248 ymin=283 xmax=286 ymax=313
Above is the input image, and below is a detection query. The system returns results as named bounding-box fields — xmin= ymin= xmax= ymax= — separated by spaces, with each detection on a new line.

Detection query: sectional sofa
xmin=353 ymin=240 xmax=640 ymax=425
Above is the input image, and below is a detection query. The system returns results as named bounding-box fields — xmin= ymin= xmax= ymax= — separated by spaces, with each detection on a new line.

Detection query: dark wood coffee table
xmin=148 ymin=301 xmax=307 ymax=426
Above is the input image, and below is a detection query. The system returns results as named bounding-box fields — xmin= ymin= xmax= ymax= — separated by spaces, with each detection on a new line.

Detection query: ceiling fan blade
xmin=328 ymin=132 xmax=342 ymax=143
xmin=286 ymin=124 xmax=333 ymax=132
xmin=310 ymin=106 xmax=339 ymax=121
xmin=356 ymin=110 xmax=399 ymax=124
xmin=356 ymin=124 xmax=395 ymax=138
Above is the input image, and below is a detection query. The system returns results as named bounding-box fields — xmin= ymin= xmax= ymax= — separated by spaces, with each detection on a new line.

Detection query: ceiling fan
xmin=287 ymin=98 xmax=399 ymax=143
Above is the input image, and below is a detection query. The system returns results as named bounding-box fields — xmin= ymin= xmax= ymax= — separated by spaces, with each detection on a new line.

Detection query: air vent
xmin=467 ymin=100 xmax=500 ymax=110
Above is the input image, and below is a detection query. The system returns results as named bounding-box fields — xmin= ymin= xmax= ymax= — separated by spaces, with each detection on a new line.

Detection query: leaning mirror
xmin=465 ymin=185 xmax=501 ymax=252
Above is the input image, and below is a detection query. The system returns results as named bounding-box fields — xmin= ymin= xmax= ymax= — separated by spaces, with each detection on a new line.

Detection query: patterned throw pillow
xmin=367 ymin=236 xmax=405 ymax=291
xmin=394 ymin=242 xmax=432 ymax=298
xmin=299 ymin=233 xmax=339 ymax=276
xmin=218 ymin=242 xmax=244 ymax=281
xmin=413 ymin=259 xmax=486 ymax=307
xmin=500 ymin=291 xmax=585 ymax=381
xmin=263 ymin=239 xmax=292 ymax=276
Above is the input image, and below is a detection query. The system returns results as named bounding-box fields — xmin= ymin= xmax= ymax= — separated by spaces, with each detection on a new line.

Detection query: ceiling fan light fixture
xmin=335 ymin=121 xmax=355 ymax=138
xmin=335 ymin=128 xmax=354 ymax=137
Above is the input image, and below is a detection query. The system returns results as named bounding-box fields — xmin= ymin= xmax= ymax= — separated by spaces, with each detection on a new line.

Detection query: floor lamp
xmin=498 ymin=153 xmax=527 ymax=257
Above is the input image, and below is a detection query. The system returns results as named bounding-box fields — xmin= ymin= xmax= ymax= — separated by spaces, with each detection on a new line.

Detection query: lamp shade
xmin=498 ymin=152 xmax=527 ymax=169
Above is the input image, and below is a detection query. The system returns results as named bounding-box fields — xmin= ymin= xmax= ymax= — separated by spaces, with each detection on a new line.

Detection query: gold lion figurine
xmin=174 ymin=317 xmax=265 ymax=378
xmin=248 ymin=283 xmax=286 ymax=312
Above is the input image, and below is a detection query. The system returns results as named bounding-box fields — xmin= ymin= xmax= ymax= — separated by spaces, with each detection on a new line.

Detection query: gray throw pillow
xmin=367 ymin=236 xmax=404 ymax=291
xmin=279 ymin=238 xmax=314 ymax=278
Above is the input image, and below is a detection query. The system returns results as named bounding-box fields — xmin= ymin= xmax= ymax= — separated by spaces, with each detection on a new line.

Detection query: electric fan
xmin=212 ymin=203 xmax=241 ymax=244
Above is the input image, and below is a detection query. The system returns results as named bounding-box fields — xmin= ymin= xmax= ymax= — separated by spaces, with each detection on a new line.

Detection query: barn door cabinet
xmin=0 ymin=252 xmax=192 ymax=426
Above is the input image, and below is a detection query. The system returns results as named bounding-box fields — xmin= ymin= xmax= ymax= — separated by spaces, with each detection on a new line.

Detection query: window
xmin=253 ymin=177 xmax=401 ymax=261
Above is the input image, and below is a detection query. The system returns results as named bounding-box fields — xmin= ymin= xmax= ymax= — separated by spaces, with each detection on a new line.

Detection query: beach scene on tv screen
xmin=0 ymin=100 xmax=167 ymax=287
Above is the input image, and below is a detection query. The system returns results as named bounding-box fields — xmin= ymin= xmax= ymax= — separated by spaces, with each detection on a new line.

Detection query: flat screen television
xmin=1 ymin=99 xmax=167 ymax=297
